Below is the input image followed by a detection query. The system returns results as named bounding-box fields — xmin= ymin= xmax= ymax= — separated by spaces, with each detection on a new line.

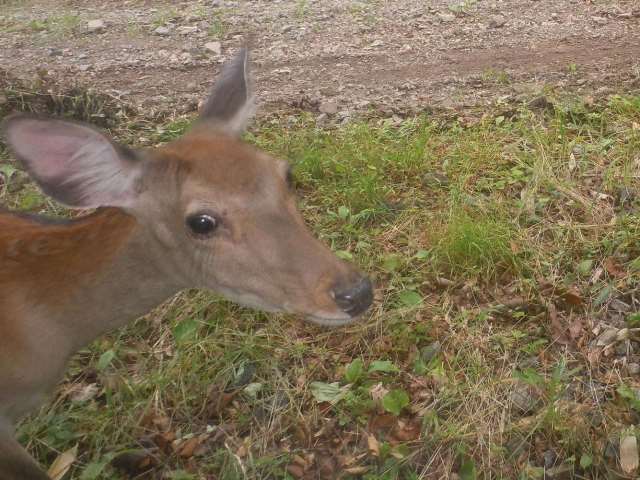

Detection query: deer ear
xmin=199 ymin=48 xmax=255 ymax=135
xmin=2 ymin=115 xmax=144 ymax=209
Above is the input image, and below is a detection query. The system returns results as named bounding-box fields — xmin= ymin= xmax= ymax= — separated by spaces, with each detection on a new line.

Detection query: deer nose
xmin=332 ymin=276 xmax=373 ymax=317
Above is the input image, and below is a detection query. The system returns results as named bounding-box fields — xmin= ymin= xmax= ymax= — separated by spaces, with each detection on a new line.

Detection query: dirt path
xmin=1 ymin=0 xmax=639 ymax=118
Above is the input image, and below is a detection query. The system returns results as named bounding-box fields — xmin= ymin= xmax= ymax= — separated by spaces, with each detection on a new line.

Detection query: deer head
xmin=3 ymin=49 xmax=373 ymax=326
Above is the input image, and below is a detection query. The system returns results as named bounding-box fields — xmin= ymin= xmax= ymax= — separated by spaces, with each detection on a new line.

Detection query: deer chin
xmin=304 ymin=312 xmax=359 ymax=327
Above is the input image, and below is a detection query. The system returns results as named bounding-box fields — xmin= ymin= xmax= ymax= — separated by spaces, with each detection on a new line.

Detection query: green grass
xmin=2 ymin=90 xmax=640 ymax=479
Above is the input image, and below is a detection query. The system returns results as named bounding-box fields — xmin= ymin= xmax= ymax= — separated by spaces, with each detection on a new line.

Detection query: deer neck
xmin=2 ymin=208 xmax=184 ymax=352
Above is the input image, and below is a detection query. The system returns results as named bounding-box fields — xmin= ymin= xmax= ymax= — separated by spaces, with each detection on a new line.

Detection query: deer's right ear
xmin=198 ymin=48 xmax=255 ymax=136
xmin=2 ymin=115 xmax=144 ymax=209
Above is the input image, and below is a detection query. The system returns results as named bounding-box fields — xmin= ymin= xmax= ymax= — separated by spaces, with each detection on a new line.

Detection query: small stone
xmin=316 ymin=113 xmax=328 ymax=126
xmin=154 ymin=26 xmax=170 ymax=36
xmin=78 ymin=64 xmax=91 ymax=71
xmin=177 ymin=26 xmax=198 ymax=35
xmin=596 ymin=328 xmax=619 ymax=346
xmin=87 ymin=19 xmax=105 ymax=33
xmin=437 ymin=13 xmax=455 ymax=23
xmin=203 ymin=41 xmax=222 ymax=55
xmin=592 ymin=16 xmax=607 ymax=25
xmin=510 ymin=382 xmax=540 ymax=415
xmin=420 ymin=341 xmax=441 ymax=363
xmin=488 ymin=15 xmax=507 ymax=28
xmin=616 ymin=341 xmax=629 ymax=356
xmin=370 ymin=39 xmax=384 ymax=47
xmin=319 ymin=101 xmax=338 ymax=115
xmin=629 ymin=363 xmax=640 ymax=375
xmin=543 ymin=449 xmax=558 ymax=469
xmin=48 ymin=48 xmax=63 ymax=57
xmin=620 ymin=435 xmax=639 ymax=474
xmin=617 ymin=328 xmax=630 ymax=341
xmin=281 ymin=25 xmax=294 ymax=33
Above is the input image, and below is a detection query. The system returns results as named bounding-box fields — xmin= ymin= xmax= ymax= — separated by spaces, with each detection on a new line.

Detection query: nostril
xmin=332 ymin=276 xmax=373 ymax=317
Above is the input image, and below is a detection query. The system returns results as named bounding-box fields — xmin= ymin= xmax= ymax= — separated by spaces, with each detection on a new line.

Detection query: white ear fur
xmin=3 ymin=115 xmax=143 ymax=209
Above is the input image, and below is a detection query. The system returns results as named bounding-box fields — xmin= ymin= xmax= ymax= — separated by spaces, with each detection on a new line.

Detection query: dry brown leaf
xmin=286 ymin=464 xmax=305 ymax=479
xmin=69 ymin=383 xmax=99 ymax=403
xmin=369 ymin=382 xmax=389 ymax=402
xmin=604 ymin=257 xmax=625 ymax=278
xmin=620 ymin=435 xmax=639 ymax=474
xmin=344 ymin=466 xmax=369 ymax=474
xmin=111 ymin=449 xmax=157 ymax=475
xmin=391 ymin=420 xmax=421 ymax=442
xmin=179 ymin=436 xmax=201 ymax=458
xmin=548 ymin=303 xmax=570 ymax=345
xmin=206 ymin=385 xmax=237 ymax=418
xmin=568 ymin=316 xmax=585 ymax=341
xmin=367 ymin=434 xmax=380 ymax=456
xmin=562 ymin=287 xmax=583 ymax=307
xmin=47 ymin=445 xmax=77 ymax=480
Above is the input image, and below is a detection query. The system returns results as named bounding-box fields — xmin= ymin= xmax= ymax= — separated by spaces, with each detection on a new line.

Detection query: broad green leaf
xmin=338 ymin=205 xmax=350 ymax=220
xmin=79 ymin=454 xmax=116 ymax=480
xmin=309 ymin=382 xmax=348 ymax=404
xmin=398 ymin=290 xmax=423 ymax=307
xmin=368 ymin=360 xmax=399 ymax=373
xmin=335 ymin=250 xmax=353 ymax=261
xmin=381 ymin=254 xmax=401 ymax=272
xmin=97 ymin=349 xmax=115 ymax=371
xmin=243 ymin=382 xmax=263 ymax=398
xmin=382 ymin=389 xmax=410 ymax=416
xmin=593 ymin=284 xmax=612 ymax=306
xmin=577 ymin=259 xmax=593 ymax=276
xmin=344 ymin=358 xmax=364 ymax=383
xmin=580 ymin=453 xmax=593 ymax=469
xmin=166 ymin=471 xmax=197 ymax=480
xmin=415 ymin=250 xmax=429 ymax=260
xmin=0 ymin=164 xmax=17 ymax=179
xmin=459 ymin=458 xmax=477 ymax=480
xmin=173 ymin=318 xmax=199 ymax=343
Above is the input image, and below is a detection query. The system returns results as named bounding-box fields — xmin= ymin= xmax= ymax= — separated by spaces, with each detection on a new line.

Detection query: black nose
xmin=332 ymin=276 xmax=373 ymax=317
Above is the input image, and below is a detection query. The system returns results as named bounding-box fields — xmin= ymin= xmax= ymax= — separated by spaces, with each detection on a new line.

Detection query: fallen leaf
xmin=604 ymin=257 xmax=625 ymax=278
xmin=367 ymin=434 xmax=380 ymax=456
xmin=178 ymin=436 xmax=201 ymax=458
xmin=309 ymin=381 xmax=349 ymax=404
xmin=369 ymin=382 xmax=389 ymax=402
xmin=111 ymin=450 xmax=156 ymax=476
xmin=620 ymin=435 xmax=639 ymax=474
xmin=206 ymin=385 xmax=237 ymax=418
xmin=391 ymin=419 xmax=421 ymax=442
xmin=563 ymin=287 xmax=583 ymax=307
xmin=286 ymin=464 xmax=304 ymax=479
xmin=568 ymin=316 xmax=584 ymax=341
xmin=344 ymin=466 xmax=369 ymax=474
xmin=69 ymin=383 xmax=99 ymax=403
xmin=547 ymin=303 xmax=570 ymax=345
xmin=48 ymin=445 xmax=77 ymax=480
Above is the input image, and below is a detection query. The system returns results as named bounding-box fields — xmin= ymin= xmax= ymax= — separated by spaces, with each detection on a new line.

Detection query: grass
xmin=2 ymin=88 xmax=640 ymax=479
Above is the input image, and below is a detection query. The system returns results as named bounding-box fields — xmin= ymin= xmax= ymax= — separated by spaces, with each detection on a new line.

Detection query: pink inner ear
xmin=8 ymin=119 xmax=98 ymax=179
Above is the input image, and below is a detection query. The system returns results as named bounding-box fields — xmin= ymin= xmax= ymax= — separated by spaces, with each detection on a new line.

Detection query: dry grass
xmin=1 ymin=84 xmax=640 ymax=479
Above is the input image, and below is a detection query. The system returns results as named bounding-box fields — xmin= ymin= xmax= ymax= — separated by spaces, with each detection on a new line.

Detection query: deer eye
xmin=186 ymin=213 xmax=218 ymax=237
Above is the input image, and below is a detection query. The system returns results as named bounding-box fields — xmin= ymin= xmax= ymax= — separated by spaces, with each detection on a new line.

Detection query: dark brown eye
xmin=186 ymin=213 xmax=218 ymax=237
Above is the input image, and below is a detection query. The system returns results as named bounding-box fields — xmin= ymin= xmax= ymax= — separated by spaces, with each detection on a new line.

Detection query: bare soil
xmin=1 ymin=0 xmax=639 ymax=119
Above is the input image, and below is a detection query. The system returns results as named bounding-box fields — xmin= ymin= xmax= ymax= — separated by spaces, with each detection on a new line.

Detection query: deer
xmin=0 ymin=49 xmax=373 ymax=479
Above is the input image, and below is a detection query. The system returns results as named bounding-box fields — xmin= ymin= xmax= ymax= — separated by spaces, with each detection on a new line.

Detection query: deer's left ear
xmin=198 ymin=48 xmax=255 ymax=136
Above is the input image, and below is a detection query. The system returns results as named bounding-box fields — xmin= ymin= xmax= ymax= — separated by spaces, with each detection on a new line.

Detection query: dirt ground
xmin=1 ymin=0 xmax=639 ymax=119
